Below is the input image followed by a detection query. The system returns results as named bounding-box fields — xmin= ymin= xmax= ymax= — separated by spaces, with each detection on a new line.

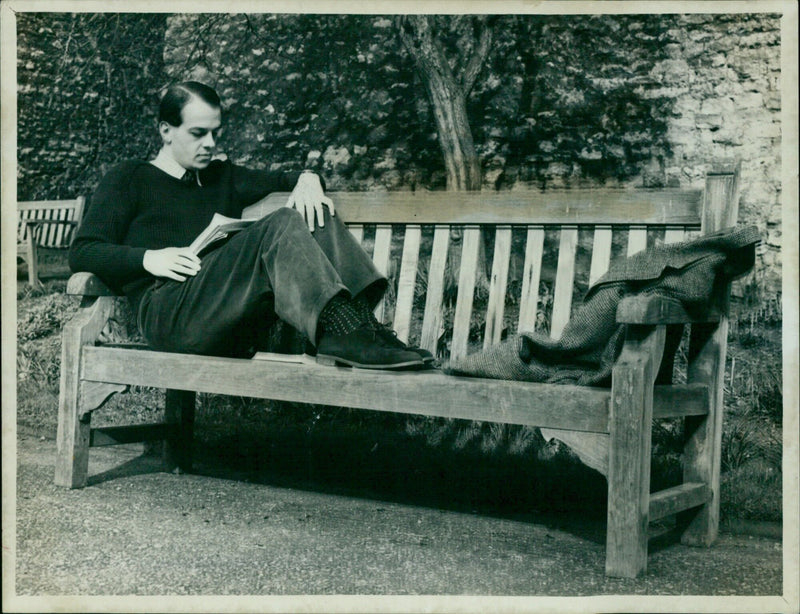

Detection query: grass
xmin=15 ymin=253 xmax=784 ymax=524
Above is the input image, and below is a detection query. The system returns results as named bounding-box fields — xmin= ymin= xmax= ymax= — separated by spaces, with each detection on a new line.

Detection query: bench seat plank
xmin=80 ymin=346 xmax=708 ymax=434
xmin=83 ymin=346 xmax=612 ymax=432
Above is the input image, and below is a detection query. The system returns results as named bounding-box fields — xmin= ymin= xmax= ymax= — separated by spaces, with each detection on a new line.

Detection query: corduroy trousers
xmin=137 ymin=207 xmax=386 ymax=357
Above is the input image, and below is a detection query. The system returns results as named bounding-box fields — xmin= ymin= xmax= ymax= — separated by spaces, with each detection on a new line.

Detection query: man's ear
xmin=158 ymin=121 xmax=173 ymax=145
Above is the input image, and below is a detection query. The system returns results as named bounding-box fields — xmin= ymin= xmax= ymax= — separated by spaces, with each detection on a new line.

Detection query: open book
xmin=251 ymin=351 xmax=317 ymax=365
xmin=189 ymin=213 xmax=255 ymax=255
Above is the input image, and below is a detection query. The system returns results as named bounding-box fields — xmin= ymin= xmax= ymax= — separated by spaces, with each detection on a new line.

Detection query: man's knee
xmin=263 ymin=206 xmax=306 ymax=227
xmin=251 ymin=206 xmax=309 ymax=243
xmin=286 ymin=205 xmax=336 ymax=231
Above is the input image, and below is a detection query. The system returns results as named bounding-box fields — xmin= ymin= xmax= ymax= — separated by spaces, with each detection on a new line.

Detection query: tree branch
xmin=396 ymin=15 xmax=459 ymax=94
xmin=461 ymin=16 xmax=493 ymax=95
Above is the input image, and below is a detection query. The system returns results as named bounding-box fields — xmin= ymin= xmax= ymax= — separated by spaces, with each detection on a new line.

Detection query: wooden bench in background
xmin=17 ymin=196 xmax=85 ymax=286
xmin=56 ymin=164 xmax=740 ymax=578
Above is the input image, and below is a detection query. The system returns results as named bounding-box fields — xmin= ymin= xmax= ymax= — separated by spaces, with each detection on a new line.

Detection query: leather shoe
xmin=316 ymin=324 xmax=425 ymax=369
xmin=371 ymin=323 xmax=436 ymax=364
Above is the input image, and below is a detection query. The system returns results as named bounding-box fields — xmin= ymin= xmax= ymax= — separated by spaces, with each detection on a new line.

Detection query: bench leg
xmin=55 ymin=398 xmax=91 ymax=488
xmin=681 ymin=321 xmax=727 ymax=546
xmin=55 ymin=339 xmax=91 ymax=489
xmin=606 ymin=325 xmax=665 ymax=578
xmin=164 ymin=390 xmax=196 ymax=474
xmin=55 ymin=296 xmax=116 ymax=488
xmin=25 ymin=239 xmax=41 ymax=287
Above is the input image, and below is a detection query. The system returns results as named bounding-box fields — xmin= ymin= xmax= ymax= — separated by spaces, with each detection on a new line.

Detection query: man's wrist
xmin=298 ymin=169 xmax=325 ymax=191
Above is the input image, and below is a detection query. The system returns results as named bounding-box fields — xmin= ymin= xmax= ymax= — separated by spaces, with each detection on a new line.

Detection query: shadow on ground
xmin=87 ymin=417 xmax=673 ymax=549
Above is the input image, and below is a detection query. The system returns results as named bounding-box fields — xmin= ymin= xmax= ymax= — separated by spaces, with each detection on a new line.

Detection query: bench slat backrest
xmin=518 ymin=225 xmax=545 ymax=333
xmin=551 ymin=226 xmax=579 ymax=339
xmin=394 ymin=224 xmax=422 ymax=342
xmin=372 ymin=224 xmax=393 ymax=321
xmin=243 ymin=185 xmax=710 ymax=360
xmin=419 ymin=225 xmax=450 ymax=353
xmin=589 ymin=226 xmax=613 ymax=285
xmin=485 ymin=225 xmax=512 ymax=348
xmin=17 ymin=197 xmax=85 ymax=248
xmin=450 ymin=225 xmax=482 ymax=358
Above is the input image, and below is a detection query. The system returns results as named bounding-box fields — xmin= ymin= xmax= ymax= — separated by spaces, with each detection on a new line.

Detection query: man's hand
xmin=143 ymin=247 xmax=201 ymax=282
xmin=285 ymin=171 xmax=335 ymax=232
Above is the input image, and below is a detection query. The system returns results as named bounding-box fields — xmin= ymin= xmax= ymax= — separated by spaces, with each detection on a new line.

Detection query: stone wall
xmin=16 ymin=12 xmax=782 ymax=296
xmin=161 ymin=14 xmax=678 ymax=191
xmin=641 ymin=13 xmax=781 ymax=296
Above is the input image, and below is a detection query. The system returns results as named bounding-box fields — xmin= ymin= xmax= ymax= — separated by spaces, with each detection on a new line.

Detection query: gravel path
xmin=7 ymin=435 xmax=788 ymax=611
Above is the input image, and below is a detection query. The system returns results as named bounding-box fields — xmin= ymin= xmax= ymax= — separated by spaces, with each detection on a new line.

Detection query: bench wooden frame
xmin=17 ymin=196 xmax=86 ymax=286
xmin=56 ymin=164 xmax=739 ymax=578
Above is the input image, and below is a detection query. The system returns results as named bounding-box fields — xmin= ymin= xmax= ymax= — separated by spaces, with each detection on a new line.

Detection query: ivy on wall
xmin=17 ymin=13 xmax=169 ymax=200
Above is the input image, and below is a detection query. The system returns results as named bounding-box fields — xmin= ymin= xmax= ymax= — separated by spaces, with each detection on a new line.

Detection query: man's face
xmin=160 ymin=97 xmax=222 ymax=171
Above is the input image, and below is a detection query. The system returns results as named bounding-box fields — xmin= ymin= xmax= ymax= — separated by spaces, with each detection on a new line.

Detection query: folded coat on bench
xmin=444 ymin=225 xmax=759 ymax=386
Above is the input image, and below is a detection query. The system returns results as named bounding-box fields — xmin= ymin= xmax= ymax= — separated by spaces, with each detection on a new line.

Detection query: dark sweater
xmin=69 ymin=159 xmax=301 ymax=305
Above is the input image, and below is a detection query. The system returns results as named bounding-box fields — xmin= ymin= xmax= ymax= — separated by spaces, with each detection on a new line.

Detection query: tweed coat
xmin=443 ymin=225 xmax=760 ymax=386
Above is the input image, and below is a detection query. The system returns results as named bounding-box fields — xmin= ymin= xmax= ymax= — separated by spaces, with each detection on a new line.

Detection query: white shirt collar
xmin=150 ymin=148 xmax=202 ymax=186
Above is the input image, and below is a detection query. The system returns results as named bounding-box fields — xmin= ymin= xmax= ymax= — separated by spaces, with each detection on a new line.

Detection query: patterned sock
xmin=318 ymin=294 xmax=365 ymax=337
xmin=352 ymin=294 xmax=380 ymax=328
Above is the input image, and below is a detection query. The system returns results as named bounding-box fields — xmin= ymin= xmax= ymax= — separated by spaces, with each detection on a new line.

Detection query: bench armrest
xmin=67 ymin=272 xmax=119 ymax=297
xmin=616 ymin=295 xmax=721 ymax=325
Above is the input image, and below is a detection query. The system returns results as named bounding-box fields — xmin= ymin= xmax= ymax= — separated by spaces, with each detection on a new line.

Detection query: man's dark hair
xmin=158 ymin=81 xmax=222 ymax=127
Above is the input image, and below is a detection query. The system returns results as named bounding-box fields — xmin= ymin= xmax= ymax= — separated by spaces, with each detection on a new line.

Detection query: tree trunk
xmin=396 ymin=15 xmax=490 ymax=191
xmin=423 ymin=68 xmax=481 ymax=191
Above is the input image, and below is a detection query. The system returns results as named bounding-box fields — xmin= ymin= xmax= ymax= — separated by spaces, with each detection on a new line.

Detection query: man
xmin=70 ymin=81 xmax=432 ymax=369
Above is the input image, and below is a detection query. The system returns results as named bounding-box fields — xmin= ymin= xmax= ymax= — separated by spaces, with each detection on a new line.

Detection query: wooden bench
xmin=17 ymin=197 xmax=86 ymax=286
xmin=56 ymin=164 xmax=740 ymax=578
